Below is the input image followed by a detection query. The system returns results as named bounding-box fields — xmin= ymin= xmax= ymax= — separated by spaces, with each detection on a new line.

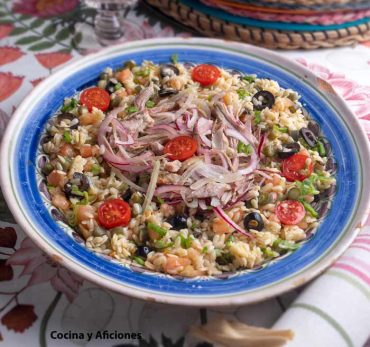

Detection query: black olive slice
xmin=158 ymin=88 xmax=179 ymax=97
xmin=277 ymin=142 xmax=300 ymax=159
xmin=243 ymin=212 xmax=264 ymax=231
xmin=167 ymin=214 xmax=188 ymax=230
xmin=300 ymin=127 xmax=317 ymax=147
xmin=160 ymin=64 xmax=180 ymax=78
xmin=56 ymin=113 xmax=79 ymax=129
xmin=136 ymin=246 xmax=152 ymax=258
xmin=252 ymin=91 xmax=275 ymax=111
xmin=307 ymin=120 xmax=321 ymax=136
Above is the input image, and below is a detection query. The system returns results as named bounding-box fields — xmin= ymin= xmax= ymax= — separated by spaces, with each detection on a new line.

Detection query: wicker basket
xmin=145 ymin=0 xmax=370 ymax=49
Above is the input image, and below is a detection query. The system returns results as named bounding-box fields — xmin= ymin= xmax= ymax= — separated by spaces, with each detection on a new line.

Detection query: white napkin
xmin=273 ymin=228 xmax=370 ymax=347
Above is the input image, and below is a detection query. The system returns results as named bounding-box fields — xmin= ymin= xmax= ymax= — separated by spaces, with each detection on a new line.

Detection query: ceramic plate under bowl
xmin=2 ymin=38 xmax=370 ymax=306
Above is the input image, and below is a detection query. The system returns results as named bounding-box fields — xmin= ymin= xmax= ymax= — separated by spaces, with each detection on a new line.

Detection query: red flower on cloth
xmin=12 ymin=0 xmax=79 ymax=18
xmin=1 ymin=305 xmax=37 ymax=332
xmin=7 ymin=238 xmax=83 ymax=302
xmin=0 ymin=72 xmax=24 ymax=102
xmin=0 ymin=47 xmax=24 ymax=66
xmin=0 ymin=24 xmax=13 ymax=40
xmin=30 ymin=77 xmax=45 ymax=87
xmin=0 ymin=259 xmax=13 ymax=281
xmin=35 ymin=52 xmax=72 ymax=69
xmin=0 ymin=227 xmax=17 ymax=248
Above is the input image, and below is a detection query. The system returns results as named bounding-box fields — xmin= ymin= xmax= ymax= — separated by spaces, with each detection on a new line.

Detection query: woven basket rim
xmin=145 ymin=0 xmax=370 ymax=50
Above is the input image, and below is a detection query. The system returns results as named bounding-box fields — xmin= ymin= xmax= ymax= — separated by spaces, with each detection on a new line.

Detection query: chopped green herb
xmin=237 ymin=141 xmax=253 ymax=155
xmin=134 ymin=68 xmax=150 ymax=77
xmin=114 ymin=82 xmax=122 ymax=91
xmin=61 ymin=98 xmax=78 ymax=113
xmin=147 ymin=222 xmax=167 ymax=237
xmin=145 ymin=100 xmax=155 ymax=108
xmin=201 ymin=246 xmax=208 ymax=254
xmin=71 ymin=185 xmax=84 ymax=197
xmin=226 ymin=235 xmax=234 ymax=247
xmin=315 ymin=141 xmax=326 ymax=157
xmin=295 ymin=176 xmax=320 ymax=196
xmin=262 ymin=247 xmax=276 ymax=258
xmin=272 ymin=125 xmax=288 ymax=133
xmin=243 ymin=75 xmax=255 ymax=83
xmin=133 ymin=256 xmax=145 ymax=266
xmin=236 ymin=88 xmax=249 ymax=100
xmin=63 ymin=130 xmax=72 ymax=143
xmin=78 ymin=191 xmax=90 ymax=205
xmin=156 ymin=196 xmax=165 ymax=205
xmin=42 ymin=162 xmax=53 ymax=176
xmin=91 ymin=164 xmax=101 ymax=175
xmin=171 ymin=53 xmax=179 ymax=64
xmin=46 ymin=183 xmax=54 ymax=190
xmin=273 ymin=238 xmax=300 ymax=252
xmin=154 ymin=240 xmax=173 ymax=249
xmin=126 ymin=106 xmax=139 ymax=114
xmin=254 ymin=111 xmax=262 ymax=124
xmin=180 ymin=234 xmax=192 ymax=249
xmin=299 ymin=199 xmax=318 ymax=218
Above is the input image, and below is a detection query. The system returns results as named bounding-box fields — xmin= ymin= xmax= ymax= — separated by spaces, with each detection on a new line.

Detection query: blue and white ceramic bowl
xmin=2 ymin=38 xmax=370 ymax=306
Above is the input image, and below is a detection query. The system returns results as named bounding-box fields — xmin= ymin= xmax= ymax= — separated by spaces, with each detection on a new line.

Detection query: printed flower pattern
xmin=0 ymin=24 xmax=13 ymax=40
xmin=30 ymin=77 xmax=45 ymax=87
xmin=0 ymin=47 xmax=24 ymax=66
xmin=12 ymin=0 xmax=79 ymax=18
xmin=1 ymin=305 xmax=37 ymax=333
xmin=0 ymin=227 xmax=17 ymax=248
xmin=35 ymin=52 xmax=72 ymax=70
xmin=297 ymin=58 xmax=370 ymax=140
xmin=7 ymin=238 xmax=83 ymax=302
xmin=0 ymin=72 xmax=24 ymax=102
xmin=0 ymin=260 xmax=13 ymax=281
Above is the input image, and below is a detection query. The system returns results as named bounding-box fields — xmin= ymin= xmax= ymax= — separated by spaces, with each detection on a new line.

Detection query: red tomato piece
xmin=192 ymin=64 xmax=221 ymax=86
xmin=98 ymin=199 xmax=131 ymax=229
xmin=80 ymin=87 xmax=110 ymax=112
xmin=282 ymin=153 xmax=313 ymax=182
xmin=276 ymin=200 xmax=306 ymax=225
xmin=164 ymin=136 xmax=198 ymax=161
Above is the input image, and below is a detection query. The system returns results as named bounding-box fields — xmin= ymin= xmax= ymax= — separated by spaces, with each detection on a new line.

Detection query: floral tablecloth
xmin=1 ymin=1 xmax=370 ymax=346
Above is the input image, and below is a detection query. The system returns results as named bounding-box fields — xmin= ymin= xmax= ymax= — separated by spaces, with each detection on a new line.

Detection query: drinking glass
xmin=84 ymin=0 xmax=139 ymax=45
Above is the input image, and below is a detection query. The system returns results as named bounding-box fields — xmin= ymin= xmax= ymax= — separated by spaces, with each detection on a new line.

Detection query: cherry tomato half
xmin=282 ymin=153 xmax=313 ymax=182
xmin=98 ymin=199 xmax=131 ymax=229
xmin=164 ymin=136 xmax=198 ymax=161
xmin=276 ymin=200 xmax=306 ymax=225
xmin=192 ymin=64 xmax=221 ymax=86
xmin=80 ymin=87 xmax=110 ymax=112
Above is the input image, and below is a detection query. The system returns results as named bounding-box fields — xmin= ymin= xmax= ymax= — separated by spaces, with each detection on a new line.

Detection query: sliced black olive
xmin=106 ymin=80 xmax=117 ymax=94
xmin=216 ymin=252 xmax=233 ymax=265
xmin=136 ymin=245 xmax=152 ymax=258
xmin=70 ymin=173 xmax=90 ymax=192
xmin=160 ymin=64 xmax=180 ymax=78
xmin=289 ymin=130 xmax=300 ymax=142
xmin=325 ymin=157 xmax=337 ymax=174
xmin=63 ymin=182 xmax=73 ymax=198
xmin=307 ymin=120 xmax=321 ymax=136
xmin=243 ymin=212 xmax=264 ymax=231
xmin=167 ymin=214 xmax=188 ymax=230
xmin=56 ymin=113 xmax=79 ymax=129
xmin=121 ymin=188 xmax=132 ymax=202
xmin=277 ymin=142 xmax=300 ymax=159
xmin=252 ymin=91 xmax=275 ymax=111
xmin=158 ymin=88 xmax=179 ymax=97
xmin=300 ymin=127 xmax=317 ymax=147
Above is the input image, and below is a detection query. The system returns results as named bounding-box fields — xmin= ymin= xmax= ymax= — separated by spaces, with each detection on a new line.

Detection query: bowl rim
xmin=2 ymin=37 xmax=370 ymax=306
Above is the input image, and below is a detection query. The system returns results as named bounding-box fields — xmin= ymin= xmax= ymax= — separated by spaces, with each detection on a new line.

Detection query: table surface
xmin=0 ymin=1 xmax=370 ymax=346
